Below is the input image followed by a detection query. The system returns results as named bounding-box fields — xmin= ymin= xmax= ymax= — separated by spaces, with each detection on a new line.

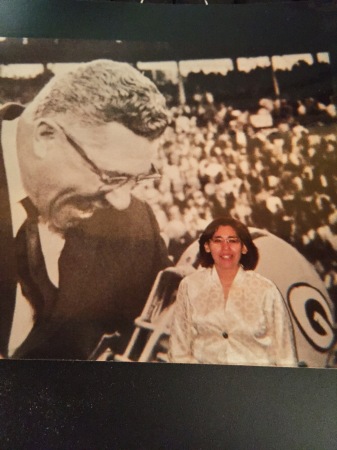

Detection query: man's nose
xmin=104 ymin=181 xmax=134 ymax=211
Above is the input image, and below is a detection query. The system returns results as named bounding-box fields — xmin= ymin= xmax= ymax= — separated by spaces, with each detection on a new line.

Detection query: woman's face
xmin=204 ymin=225 xmax=247 ymax=271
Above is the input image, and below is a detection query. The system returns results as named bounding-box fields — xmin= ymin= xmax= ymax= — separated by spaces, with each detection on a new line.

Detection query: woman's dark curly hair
xmin=198 ymin=217 xmax=259 ymax=270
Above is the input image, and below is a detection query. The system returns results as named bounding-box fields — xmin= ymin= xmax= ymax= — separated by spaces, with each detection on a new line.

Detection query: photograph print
xmin=0 ymin=36 xmax=336 ymax=367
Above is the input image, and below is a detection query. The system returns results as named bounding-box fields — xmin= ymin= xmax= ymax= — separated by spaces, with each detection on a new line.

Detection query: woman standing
xmin=168 ymin=217 xmax=297 ymax=366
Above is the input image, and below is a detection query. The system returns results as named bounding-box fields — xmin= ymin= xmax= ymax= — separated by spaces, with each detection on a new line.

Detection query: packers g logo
xmin=287 ymin=283 xmax=335 ymax=352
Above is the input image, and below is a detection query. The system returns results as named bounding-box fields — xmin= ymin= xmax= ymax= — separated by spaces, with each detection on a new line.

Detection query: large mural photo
xmin=0 ymin=37 xmax=336 ymax=366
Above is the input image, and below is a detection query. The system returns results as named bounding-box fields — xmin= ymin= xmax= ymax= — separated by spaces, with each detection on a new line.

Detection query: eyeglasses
xmin=59 ymin=124 xmax=161 ymax=187
xmin=210 ymin=237 xmax=241 ymax=245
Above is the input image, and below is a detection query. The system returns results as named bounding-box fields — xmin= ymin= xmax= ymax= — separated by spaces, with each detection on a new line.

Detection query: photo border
xmin=0 ymin=1 xmax=336 ymax=449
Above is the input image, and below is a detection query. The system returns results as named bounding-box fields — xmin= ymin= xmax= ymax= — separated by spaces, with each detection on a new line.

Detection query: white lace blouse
xmin=168 ymin=266 xmax=297 ymax=366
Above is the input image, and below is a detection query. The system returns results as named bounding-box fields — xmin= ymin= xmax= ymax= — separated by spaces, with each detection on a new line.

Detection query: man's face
xmin=192 ymin=191 xmax=205 ymax=207
xmin=20 ymin=120 xmax=158 ymax=233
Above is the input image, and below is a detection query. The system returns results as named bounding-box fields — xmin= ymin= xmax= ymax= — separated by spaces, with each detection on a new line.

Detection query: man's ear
xmin=204 ymin=242 xmax=211 ymax=253
xmin=242 ymin=244 xmax=248 ymax=255
xmin=33 ymin=118 xmax=61 ymax=159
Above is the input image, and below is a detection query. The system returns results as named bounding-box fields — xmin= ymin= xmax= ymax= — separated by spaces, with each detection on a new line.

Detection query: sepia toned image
xmin=0 ymin=37 xmax=336 ymax=367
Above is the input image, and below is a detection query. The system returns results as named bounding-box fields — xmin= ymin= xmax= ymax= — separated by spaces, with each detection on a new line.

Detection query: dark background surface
xmin=0 ymin=1 xmax=337 ymax=449
xmin=1 ymin=360 xmax=336 ymax=449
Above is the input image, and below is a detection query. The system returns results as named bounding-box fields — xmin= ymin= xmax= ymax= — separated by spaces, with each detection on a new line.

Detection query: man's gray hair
xmin=30 ymin=59 xmax=169 ymax=140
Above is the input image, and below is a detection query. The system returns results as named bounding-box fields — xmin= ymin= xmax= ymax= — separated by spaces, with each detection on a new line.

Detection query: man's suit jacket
xmin=0 ymin=103 xmax=171 ymax=359
xmin=0 ymin=103 xmax=24 ymax=357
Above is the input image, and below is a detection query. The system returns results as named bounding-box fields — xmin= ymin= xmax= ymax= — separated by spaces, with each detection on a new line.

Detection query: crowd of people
xmin=133 ymin=93 xmax=337 ymax=304
xmin=1 ymin=66 xmax=336 ymax=306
